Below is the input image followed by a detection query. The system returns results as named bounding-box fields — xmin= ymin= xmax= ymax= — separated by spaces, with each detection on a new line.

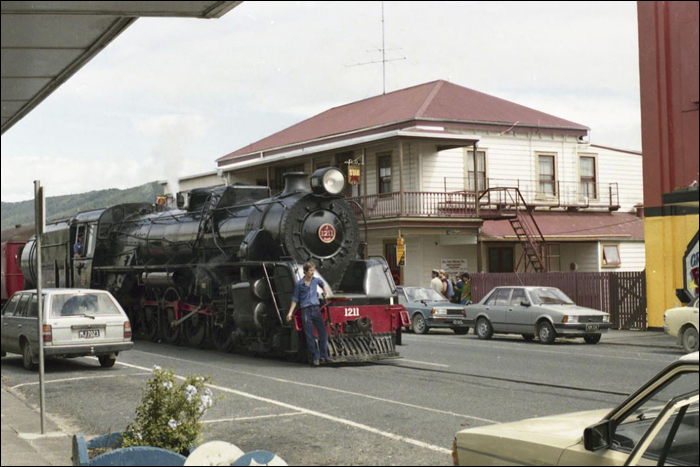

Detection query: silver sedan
xmin=464 ymin=286 xmax=612 ymax=345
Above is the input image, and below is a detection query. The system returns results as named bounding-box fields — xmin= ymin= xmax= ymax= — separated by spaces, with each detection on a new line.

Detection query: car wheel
xmin=538 ymin=322 xmax=556 ymax=345
xmin=584 ymin=334 xmax=602 ymax=345
xmin=476 ymin=318 xmax=493 ymax=340
xmin=98 ymin=356 xmax=117 ymax=368
xmin=522 ymin=334 xmax=535 ymax=342
xmin=682 ymin=327 xmax=699 ymax=353
xmin=453 ymin=328 xmax=470 ymax=335
xmin=412 ymin=314 xmax=429 ymax=335
xmin=22 ymin=341 xmax=37 ymax=371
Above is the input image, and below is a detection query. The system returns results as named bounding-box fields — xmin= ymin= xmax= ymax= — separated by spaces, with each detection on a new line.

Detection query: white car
xmin=1 ymin=289 xmax=133 ymax=370
xmin=664 ymin=296 xmax=699 ymax=353
xmin=453 ymin=353 xmax=699 ymax=466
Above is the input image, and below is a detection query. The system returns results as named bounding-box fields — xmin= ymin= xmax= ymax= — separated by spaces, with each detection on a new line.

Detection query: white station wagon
xmin=1 ymin=289 xmax=133 ymax=370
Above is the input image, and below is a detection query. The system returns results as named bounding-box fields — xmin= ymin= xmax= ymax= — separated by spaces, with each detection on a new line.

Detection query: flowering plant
xmin=121 ymin=366 xmax=217 ymax=454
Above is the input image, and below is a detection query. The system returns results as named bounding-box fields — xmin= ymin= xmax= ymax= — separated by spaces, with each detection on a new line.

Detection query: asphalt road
xmin=0 ymin=331 xmax=687 ymax=466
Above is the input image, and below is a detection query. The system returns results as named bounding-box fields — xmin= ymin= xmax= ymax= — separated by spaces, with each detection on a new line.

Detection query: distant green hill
xmin=1 ymin=182 xmax=163 ymax=231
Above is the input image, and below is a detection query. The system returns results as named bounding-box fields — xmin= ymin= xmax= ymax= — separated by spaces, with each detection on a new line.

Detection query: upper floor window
xmin=537 ymin=154 xmax=557 ymax=198
xmin=580 ymin=156 xmax=598 ymax=200
xmin=467 ymin=150 xmax=487 ymax=192
xmin=378 ymin=154 xmax=392 ymax=194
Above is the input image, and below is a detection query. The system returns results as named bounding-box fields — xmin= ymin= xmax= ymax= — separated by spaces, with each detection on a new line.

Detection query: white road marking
xmin=401 ymin=359 xmax=450 ymax=368
xmin=11 ymin=373 xmax=151 ymax=390
xmin=130 ymin=350 xmax=497 ymax=424
xmin=402 ymin=335 xmax=678 ymax=364
xmin=203 ymin=413 xmax=305 ymax=424
xmin=115 ymin=360 xmax=452 ymax=455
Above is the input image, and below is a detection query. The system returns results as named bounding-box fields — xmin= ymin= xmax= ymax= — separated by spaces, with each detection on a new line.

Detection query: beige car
xmin=453 ymin=353 xmax=699 ymax=466
xmin=664 ymin=296 xmax=699 ymax=353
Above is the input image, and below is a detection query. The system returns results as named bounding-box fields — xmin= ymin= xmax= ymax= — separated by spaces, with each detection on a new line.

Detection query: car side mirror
xmin=584 ymin=420 xmax=612 ymax=452
xmin=521 ymin=301 xmax=531 ymax=307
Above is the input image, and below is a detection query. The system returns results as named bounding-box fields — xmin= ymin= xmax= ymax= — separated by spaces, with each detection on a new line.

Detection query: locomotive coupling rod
xmin=171 ymin=309 xmax=201 ymax=327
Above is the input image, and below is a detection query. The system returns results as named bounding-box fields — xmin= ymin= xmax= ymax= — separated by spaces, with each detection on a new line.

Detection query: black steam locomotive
xmin=21 ymin=168 xmax=407 ymax=362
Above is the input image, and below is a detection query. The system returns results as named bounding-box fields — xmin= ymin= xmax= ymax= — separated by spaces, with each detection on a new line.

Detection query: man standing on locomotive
xmin=286 ymin=261 xmax=334 ymax=367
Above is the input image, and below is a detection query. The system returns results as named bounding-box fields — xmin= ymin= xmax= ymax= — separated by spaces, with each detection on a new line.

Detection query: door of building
xmin=489 ymin=247 xmax=514 ymax=273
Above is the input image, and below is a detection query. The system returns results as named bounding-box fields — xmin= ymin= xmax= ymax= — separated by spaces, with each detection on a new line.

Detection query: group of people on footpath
xmin=431 ymin=269 xmax=471 ymax=305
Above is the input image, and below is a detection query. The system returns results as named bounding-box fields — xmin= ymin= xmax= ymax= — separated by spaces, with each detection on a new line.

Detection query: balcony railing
xmin=348 ymin=192 xmax=478 ymax=220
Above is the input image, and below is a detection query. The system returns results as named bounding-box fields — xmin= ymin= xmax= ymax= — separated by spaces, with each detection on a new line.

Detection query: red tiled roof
xmin=481 ymin=212 xmax=644 ymax=240
xmin=218 ymin=80 xmax=589 ymax=165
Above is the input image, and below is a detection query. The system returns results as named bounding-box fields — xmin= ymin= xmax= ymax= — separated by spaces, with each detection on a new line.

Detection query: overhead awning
xmin=1 ymin=1 xmax=242 ymax=135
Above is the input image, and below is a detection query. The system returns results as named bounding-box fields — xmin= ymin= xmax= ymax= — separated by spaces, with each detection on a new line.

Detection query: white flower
xmin=185 ymin=392 xmax=194 ymax=403
xmin=204 ymin=388 xmax=213 ymax=397
xmin=135 ymin=432 xmax=143 ymax=441
xmin=168 ymin=419 xmax=178 ymax=430
xmin=185 ymin=385 xmax=198 ymax=396
xmin=153 ymin=365 xmax=162 ymax=373
xmin=162 ymin=382 xmax=173 ymax=390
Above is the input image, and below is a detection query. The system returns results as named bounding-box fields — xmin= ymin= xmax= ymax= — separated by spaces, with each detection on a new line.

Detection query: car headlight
xmin=310 ymin=167 xmax=346 ymax=195
xmin=562 ymin=315 xmax=579 ymax=324
xmin=603 ymin=315 xmax=611 ymax=323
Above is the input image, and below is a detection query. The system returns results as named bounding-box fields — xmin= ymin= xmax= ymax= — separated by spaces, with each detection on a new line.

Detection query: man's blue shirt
xmin=293 ymin=276 xmax=325 ymax=309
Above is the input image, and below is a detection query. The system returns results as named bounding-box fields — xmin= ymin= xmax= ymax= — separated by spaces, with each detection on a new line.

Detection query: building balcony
xmin=347 ymin=191 xmax=478 ymax=220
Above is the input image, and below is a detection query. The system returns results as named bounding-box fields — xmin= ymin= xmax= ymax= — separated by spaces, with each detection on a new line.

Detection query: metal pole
xmin=34 ymin=181 xmax=46 ymax=435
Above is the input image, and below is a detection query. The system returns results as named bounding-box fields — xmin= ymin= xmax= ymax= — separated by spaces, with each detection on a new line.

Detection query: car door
xmin=483 ymin=288 xmax=512 ymax=332
xmin=506 ymin=289 xmax=532 ymax=333
xmin=1 ymin=294 xmax=22 ymax=353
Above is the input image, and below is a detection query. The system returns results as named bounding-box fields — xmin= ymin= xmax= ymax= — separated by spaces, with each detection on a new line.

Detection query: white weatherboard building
xmin=171 ymin=80 xmax=645 ymax=288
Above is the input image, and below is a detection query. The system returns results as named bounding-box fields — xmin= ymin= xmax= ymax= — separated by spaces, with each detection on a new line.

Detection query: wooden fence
xmin=470 ymin=271 xmax=647 ymax=330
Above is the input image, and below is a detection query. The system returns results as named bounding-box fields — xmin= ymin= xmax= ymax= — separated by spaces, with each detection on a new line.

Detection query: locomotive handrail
xmin=262 ymin=263 xmax=285 ymax=327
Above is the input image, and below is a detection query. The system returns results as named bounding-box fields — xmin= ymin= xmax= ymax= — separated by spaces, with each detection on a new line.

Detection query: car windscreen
xmin=405 ymin=288 xmax=447 ymax=303
xmin=529 ymin=288 xmax=574 ymax=305
xmin=50 ymin=293 xmax=122 ymax=318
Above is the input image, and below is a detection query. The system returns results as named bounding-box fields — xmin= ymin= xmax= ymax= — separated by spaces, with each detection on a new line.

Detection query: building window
xmin=602 ymin=244 xmax=622 ymax=267
xmin=378 ymin=154 xmax=392 ymax=194
xmin=538 ymin=155 xmax=556 ymax=198
xmin=467 ymin=150 xmax=487 ymax=192
xmin=488 ymin=247 xmax=514 ymax=273
xmin=548 ymin=244 xmax=561 ymax=272
xmin=580 ymin=156 xmax=597 ymax=199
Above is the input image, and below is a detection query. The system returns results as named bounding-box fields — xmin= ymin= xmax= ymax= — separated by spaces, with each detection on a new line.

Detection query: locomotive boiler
xmin=20 ymin=168 xmax=408 ymax=362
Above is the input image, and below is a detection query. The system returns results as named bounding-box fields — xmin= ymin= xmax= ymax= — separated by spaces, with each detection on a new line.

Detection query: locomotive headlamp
xmin=311 ymin=167 xmax=346 ymax=195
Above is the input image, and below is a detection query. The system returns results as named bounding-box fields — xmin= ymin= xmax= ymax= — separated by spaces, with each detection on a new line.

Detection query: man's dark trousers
xmin=301 ymin=305 xmax=329 ymax=362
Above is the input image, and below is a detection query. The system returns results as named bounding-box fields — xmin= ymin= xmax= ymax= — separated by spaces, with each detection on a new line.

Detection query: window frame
xmin=579 ymin=154 xmax=599 ymax=201
xmin=601 ymin=244 xmax=622 ymax=268
xmin=466 ymin=149 xmax=488 ymax=193
xmin=377 ymin=152 xmax=393 ymax=195
xmin=536 ymin=153 xmax=558 ymax=199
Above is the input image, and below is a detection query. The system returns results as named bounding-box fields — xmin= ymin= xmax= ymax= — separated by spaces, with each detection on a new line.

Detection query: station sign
xmin=681 ymin=231 xmax=699 ymax=301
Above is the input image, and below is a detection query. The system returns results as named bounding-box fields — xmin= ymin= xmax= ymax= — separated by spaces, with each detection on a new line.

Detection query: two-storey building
xmin=173 ymin=80 xmax=645 ymax=288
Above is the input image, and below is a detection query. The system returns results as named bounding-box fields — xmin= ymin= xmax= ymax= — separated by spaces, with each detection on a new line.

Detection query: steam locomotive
xmin=18 ymin=168 xmax=409 ymax=363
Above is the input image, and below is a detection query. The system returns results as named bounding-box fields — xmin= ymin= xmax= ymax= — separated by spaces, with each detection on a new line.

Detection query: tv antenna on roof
xmin=345 ymin=1 xmax=406 ymax=95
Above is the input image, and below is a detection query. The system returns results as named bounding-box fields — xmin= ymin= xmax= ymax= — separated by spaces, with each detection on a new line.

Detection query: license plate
xmin=78 ymin=330 xmax=100 ymax=339
xmin=453 ymin=320 xmax=464 ymax=326
xmin=586 ymin=324 xmax=600 ymax=332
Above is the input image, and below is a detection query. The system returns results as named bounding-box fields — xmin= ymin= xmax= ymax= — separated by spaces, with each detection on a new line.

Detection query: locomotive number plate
xmin=78 ymin=330 xmax=100 ymax=339
xmin=319 ymin=224 xmax=336 ymax=243
xmin=344 ymin=307 xmax=360 ymax=317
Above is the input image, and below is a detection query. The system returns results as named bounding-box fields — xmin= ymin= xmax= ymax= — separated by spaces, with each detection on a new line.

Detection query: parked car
xmin=664 ymin=296 xmax=699 ymax=353
xmin=1 ymin=289 xmax=133 ymax=370
xmin=396 ymin=286 xmax=469 ymax=335
xmin=465 ymin=286 xmax=612 ymax=345
xmin=453 ymin=352 xmax=699 ymax=466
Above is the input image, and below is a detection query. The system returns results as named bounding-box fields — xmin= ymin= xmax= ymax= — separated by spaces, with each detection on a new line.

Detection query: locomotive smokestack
xmin=281 ymin=172 xmax=311 ymax=197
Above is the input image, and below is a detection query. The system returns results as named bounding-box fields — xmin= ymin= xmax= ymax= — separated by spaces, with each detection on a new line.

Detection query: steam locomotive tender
xmin=21 ymin=168 xmax=409 ymax=363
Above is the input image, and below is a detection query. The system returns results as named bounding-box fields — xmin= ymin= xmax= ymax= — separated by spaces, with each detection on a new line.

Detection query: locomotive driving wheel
xmin=184 ymin=312 xmax=207 ymax=348
xmin=212 ymin=322 xmax=236 ymax=353
xmin=162 ymin=307 xmax=182 ymax=345
xmin=143 ymin=306 xmax=160 ymax=342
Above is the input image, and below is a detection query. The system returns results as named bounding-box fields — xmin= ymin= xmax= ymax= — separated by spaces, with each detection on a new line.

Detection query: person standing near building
xmin=442 ymin=270 xmax=454 ymax=300
xmin=286 ymin=262 xmax=334 ymax=367
xmin=455 ymin=272 xmax=472 ymax=305
xmin=430 ymin=270 xmax=443 ymax=295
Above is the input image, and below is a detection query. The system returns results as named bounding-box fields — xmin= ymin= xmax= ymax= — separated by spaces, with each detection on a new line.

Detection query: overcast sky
xmin=1 ymin=1 xmax=640 ymax=203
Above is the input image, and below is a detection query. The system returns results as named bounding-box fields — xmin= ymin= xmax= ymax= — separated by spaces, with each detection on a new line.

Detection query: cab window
xmin=510 ymin=289 xmax=527 ymax=307
xmin=2 ymin=294 xmax=22 ymax=316
xmin=486 ymin=289 xmax=512 ymax=306
xmin=26 ymin=294 xmax=39 ymax=319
